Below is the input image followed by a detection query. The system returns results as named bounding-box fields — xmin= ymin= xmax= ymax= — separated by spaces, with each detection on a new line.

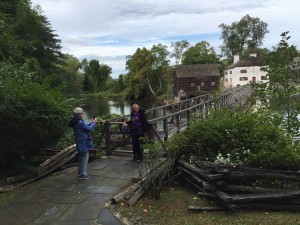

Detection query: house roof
xmin=174 ymin=63 xmax=220 ymax=78
xmin=227 ymin=56 xmax=265 ymax=69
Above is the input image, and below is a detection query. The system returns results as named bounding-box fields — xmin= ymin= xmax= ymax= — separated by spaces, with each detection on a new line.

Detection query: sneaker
xmin=78 ymin=175 xmax=90 ymax=180
xmin=78 ymin=172 xmax=89 ymax=175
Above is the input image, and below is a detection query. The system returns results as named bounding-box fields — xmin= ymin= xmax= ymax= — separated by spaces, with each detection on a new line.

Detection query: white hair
xmin=73 ymin=107 xmax=84 ymax=116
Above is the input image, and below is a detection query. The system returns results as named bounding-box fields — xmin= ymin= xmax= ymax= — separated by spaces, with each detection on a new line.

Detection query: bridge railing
xmin=102 ymin=85 xmax=253 ymax=155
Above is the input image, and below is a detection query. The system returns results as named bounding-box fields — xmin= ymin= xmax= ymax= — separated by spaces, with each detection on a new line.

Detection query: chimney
xmin=233 ymin=55 xmax=239 ymax=63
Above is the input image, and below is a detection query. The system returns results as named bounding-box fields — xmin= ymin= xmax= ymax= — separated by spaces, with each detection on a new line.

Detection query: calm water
xmin=79 ymin=98 xmax=159 ymax=120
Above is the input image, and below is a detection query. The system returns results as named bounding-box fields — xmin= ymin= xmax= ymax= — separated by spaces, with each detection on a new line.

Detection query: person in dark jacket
xmin=126 ymin=102 xmax=149 ymax=163
xmin=68 ymin=107 xmax=97 ymax=179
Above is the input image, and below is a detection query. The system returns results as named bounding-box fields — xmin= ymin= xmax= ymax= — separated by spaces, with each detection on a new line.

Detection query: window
xmin=240 ymin=69 xmax=247 ymax=73
xmin=261 ymin=76 xmax=268 ymax=80
xmin=239 ymin=77 xmax=248 ymax=81
xmin=225 ymin=78 xmax=228 ymax=82
xmin=230 ymin=71 xmax=232 ymax=74
xmin=191 ymin=83 xmax=195 ymax=87
xmin=225 ymin=71 xmax=228 ymax=75
xmin=211 ymin=82 xmax=215 ymax=86
xmin=201 ymin=82 xmax=205 ymax=87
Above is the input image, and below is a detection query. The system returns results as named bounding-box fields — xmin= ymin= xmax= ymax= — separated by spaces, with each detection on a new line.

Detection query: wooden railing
xmin=102 ymin=85 xmax=253 ymax=156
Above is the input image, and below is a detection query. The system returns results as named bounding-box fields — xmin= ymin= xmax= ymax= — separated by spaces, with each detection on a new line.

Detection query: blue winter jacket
xmin=68 ymin=117 xmax=96 ymax=152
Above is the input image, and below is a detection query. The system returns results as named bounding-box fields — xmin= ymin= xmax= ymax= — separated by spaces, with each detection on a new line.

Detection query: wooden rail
xmin=102 ymin=85 xmax=253 ymax=156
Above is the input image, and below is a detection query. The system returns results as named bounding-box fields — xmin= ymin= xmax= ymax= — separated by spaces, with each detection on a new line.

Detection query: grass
xmin=115 ymin=181 xmax=300 ymax=225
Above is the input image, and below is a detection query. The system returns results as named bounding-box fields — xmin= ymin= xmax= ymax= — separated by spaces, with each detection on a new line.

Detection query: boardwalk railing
xmin=102 ymin=85 xmax=253 ymax=156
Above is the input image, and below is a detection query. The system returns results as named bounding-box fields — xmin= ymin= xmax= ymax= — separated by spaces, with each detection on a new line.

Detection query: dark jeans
xmin=132 ymin=134 xmax=144 ymax=161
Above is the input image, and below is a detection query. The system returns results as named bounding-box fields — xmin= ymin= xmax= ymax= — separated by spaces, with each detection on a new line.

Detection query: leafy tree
xmin=58 ymin=54 xmax=83 ymax=95
xmin=258 ymin=32 xmax=300 ymax=138
xmin=115 ymin=74 xmax=125 ymax=92
xmin=81 ymin=58 xmax=93 ymax=92
xmin=182 ymin=41 xmax=220 ymax=65
xmin=126 ymin=44 xmax=170 ymax=99
xmin=15 ymin=1 xmax=63 ymax=76
xmin=170 ymin=40 xmax=190 ymax=65
xmin=0 ymin=0 xmax=63 ymax=82
xmin=98 ymin=63 xmax=112 ymax=91
xmin=150 ymin=43 xmax=170 ymax=95
xmin=82 ymin=59 xmax=112 ymax=93
xmin=126 ymin=47 xmax=155 ymax=98
xmin=219 ymin=14 xmax=269 ymax=60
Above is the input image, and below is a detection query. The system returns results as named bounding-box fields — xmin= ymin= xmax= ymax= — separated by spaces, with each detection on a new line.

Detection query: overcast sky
xmin=30 ymin=0 xmax=300 ymax=78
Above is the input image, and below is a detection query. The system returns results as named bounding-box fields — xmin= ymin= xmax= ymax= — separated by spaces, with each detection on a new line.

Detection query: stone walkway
xmin=0 ymin=156 xmax=141 ymax=225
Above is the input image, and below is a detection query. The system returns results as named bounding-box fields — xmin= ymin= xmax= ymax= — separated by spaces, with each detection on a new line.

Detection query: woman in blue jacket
xmin=68 ymin=107 xmax=97 ymax=179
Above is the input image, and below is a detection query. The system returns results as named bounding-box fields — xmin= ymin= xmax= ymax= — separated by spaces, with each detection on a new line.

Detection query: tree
xmin=150 ymin=43 xmax=170 ymax=95
xmin=15 ymin=1 xmax=63 ymax=76
xmin=182 ymin=41 xmax=220 ymax=65
xmin=170 ymin=40 xmax=190 ymax=65
xmin=98 ymin=63 xmax=112 ymax=91
xmin=115 ymin=74 xmax=125 ymax=92
xmin=82 ymin=59 xmax=112 ymax=93
xmin=81 ymin=58 xmax=94 ymax=92
xmin=0 ymin=0 xmax=63 ymax=81
xmin=258 ymin=32 xmax=300 ymax=138
xmin=126 ymin=47 xmax=155 ymax=99
xmin=125 ymin=44 xmax=170 ymax=99
xmin=58 ymin=54 xmax=83 ymax=95
xmin=219 ymin=14 xmax=269 ymax=60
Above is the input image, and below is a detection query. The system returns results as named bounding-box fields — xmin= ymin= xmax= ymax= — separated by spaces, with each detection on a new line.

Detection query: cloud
xmin=31 ymin=0 xmax=300 ymax=78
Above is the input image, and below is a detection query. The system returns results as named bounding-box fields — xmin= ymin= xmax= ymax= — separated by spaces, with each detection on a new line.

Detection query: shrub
xmin=0 ymin=63 xmax=71 ymax=172
xmin=168 ymin=108 xmax=300 ymax=170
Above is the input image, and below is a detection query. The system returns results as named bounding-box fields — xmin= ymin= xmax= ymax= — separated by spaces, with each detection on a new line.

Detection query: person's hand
xmin=123 ymin=122 xmax=127 ymax=127
xmin=92 ymin=118 xmax=97 ymax=123
xmin=144 ymin=133 xmax=148 ymax=142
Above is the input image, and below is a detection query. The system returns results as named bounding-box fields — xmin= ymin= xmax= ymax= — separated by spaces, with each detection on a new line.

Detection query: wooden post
xmin=187 ymin=110 xmax=191 ymax=127
xmin=163 ymin=107 xmax=168 ymax=141
xmin=104 ymin=121 xmax=111 ymax=156
xmin=176 ymin=114 xmax=180 ymax=133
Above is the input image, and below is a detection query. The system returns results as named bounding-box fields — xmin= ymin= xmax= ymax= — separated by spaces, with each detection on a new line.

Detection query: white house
xmin=224 ymin=53 xmax=268 ymax=88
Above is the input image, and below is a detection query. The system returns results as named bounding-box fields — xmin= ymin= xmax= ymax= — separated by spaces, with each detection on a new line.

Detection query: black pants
xmin=132 ymin=134 xmax=144 ymax=161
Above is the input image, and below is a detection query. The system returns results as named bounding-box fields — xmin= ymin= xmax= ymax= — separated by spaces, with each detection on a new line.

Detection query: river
xmin=78 ymin=98 xmax=160 ymax=120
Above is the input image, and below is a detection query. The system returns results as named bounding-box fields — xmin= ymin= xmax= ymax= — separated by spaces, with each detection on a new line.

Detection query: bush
xmin=168 ymin=108 xmax=300 ymax=170
xmin=0 ymin=63 xmax=71 ymax=172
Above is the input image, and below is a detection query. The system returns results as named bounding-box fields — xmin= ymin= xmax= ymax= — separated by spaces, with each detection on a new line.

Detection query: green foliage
xmin=219 ymin=14 xmax=269 ymax=60
xmin=0 ymin=63 xmax=71 ymax=171
xmin=125 ymin=45 xmax=170 ymax=99
xmin=258 ymin=32 xmax=300 ymax=138
xmin=182 ymin=41 xmax=220 ymax=65
xmin=168 ymin=108 xmax=300 ymax=170
xmin=81 ymin=58 xmax=112 ymax=93
xmin=126 ymin=47 xmax=155 ymax=99
xmin=58 ymin=54 xmax=83 ymax=95
xmin=170 ymin=40 xmax=190 ymax=65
